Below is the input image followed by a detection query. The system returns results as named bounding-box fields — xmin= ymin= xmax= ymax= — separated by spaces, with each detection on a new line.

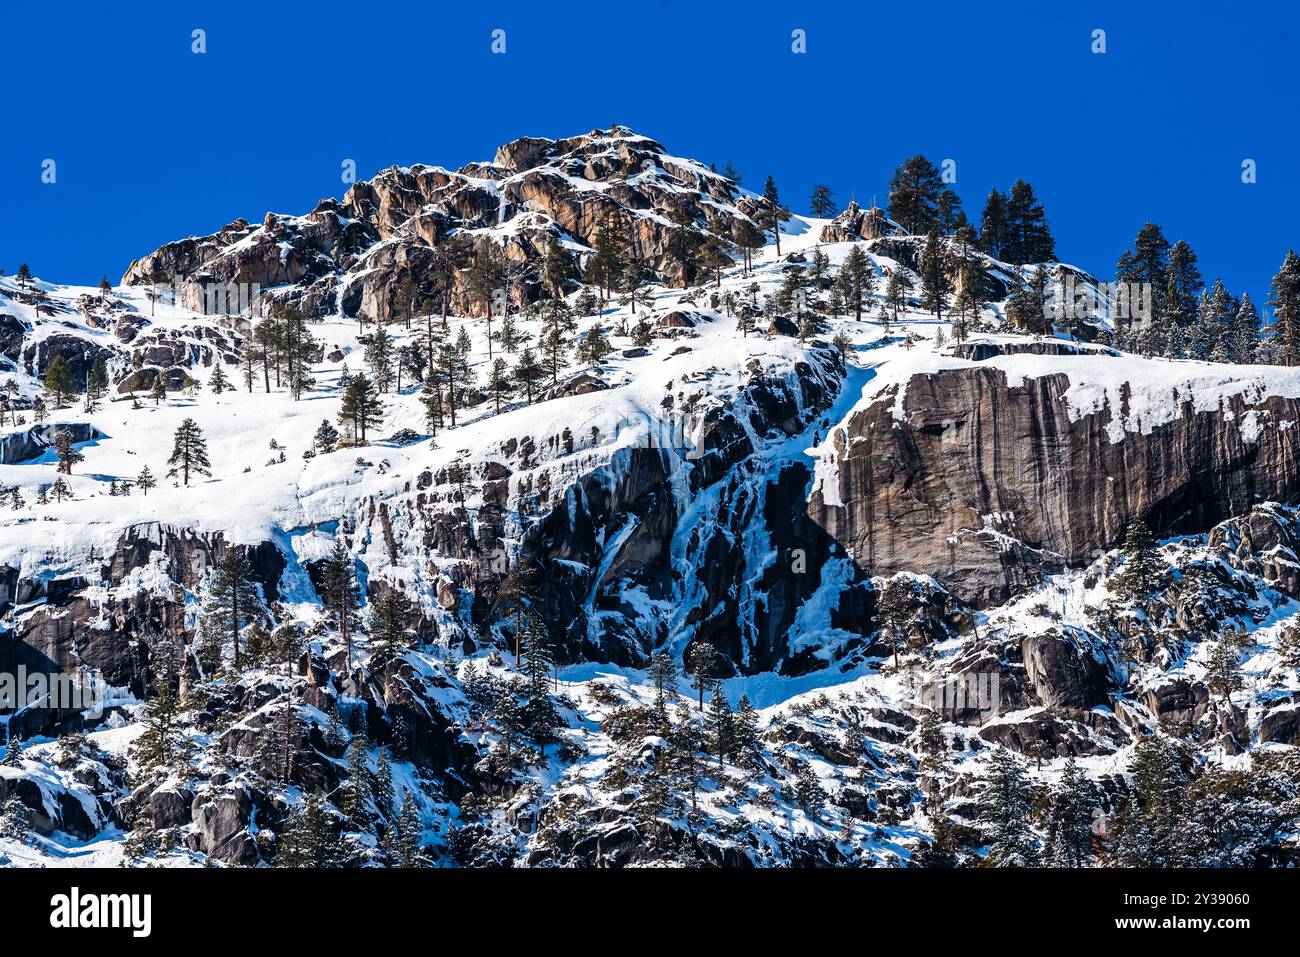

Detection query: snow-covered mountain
xmin=2 ymin=127 xmax=1298 ymax=868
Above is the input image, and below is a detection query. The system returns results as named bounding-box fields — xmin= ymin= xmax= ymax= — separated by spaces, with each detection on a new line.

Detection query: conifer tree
xmin=52 ymin=429 xmax=84 ymax=475
xmin=977 ymin=747 xmax=1038 ymax=865
xmin=150 ymin=374 xmax=167 ymax=405
xmin=1047 ymin=758 xmax=1097 ymax=867
xmin=279 ymin=791 xmax=341 ymax=868
xmin=733 ymin=218 xmax=765 ymax=275
xmin=135 ymin=464 xmax=156 ymax=495
xmin=761 ymin=176 xmax=790 ymax=255
xmin=1205 ymin=641 xmax=1243 ymax=702
xmin=1002 ymin=179 xmax=1055 ymax=265
xmin=132 ymin=645 xmax=183 ymax=774
xmin=884 ymin=266 xmax=912 ymax=323
xmin=794 ymin=762 xmax=827 ymax=814
xmin=85 ymin=354 xmax=109 ymax=410
xmin=205 ymin=547 xmax=260 ymax=670
xmin=706 ymin=683 xmax=733 ymax=769
xmin=1113 ymin=519 xmax=1164 ymax=599
xmin=364 ymin=323 xmax=396 ymax=392
xmin=341 ymin=732 xmax=372 ymax=827
xmin=1232 ymin=293 xmax=1261 ymax=364
xmin=395 ymin=791 xmax=422 ymax=867
xmin=207 ymin=361 xmax=231 ymax=395
xmin=373 ymin=746 xmax=396 ymax=820
xmin=338 ymin=372 xmax=383 ymax=442
xmin=648 ymin=651 xmax=679 ymax=716
xmin=809 ymin=183 xmax=836 ymax=218
xmin=1269 ymin=249 xmax=1300 ymax=366
xmin=369 ymin=589 xmax=415 ymax=673
xmin=15 ymin=263 xmax=32 ymax=290
xmin=574 ymin=326 xmax=613 ymax=367
xmin=418 ymin=373 xmax=444 ymax=436
xmin=918 ymin=229 xmax=952 ymax=320
xmin=43 ymin=355 xmax=77 ymax=407
xmin=313 ymin=419 xmax=339 ymax=454
xmin=684 ymin=642 xmax=721 ymax=711
xmin=473 ymin=356 xmax=507 ymax=414
xmin=887 ymin=155 xmax=945 ymax=235
xmin=732 ymin=695 xmax=761 ymax=771
xmin=320 ymin=538 xmax=360 ymax=667
xmin=840 ymin=244 xmax=875 ymax=321
xmin=978 ymin=188 xmax=1008 ymax=260
xmin=166 ymin=418 xmax=211 ymax=485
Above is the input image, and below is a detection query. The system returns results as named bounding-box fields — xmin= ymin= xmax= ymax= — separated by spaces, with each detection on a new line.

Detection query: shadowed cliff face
xmin=809 ymin=364 xmax=1300 ymax=607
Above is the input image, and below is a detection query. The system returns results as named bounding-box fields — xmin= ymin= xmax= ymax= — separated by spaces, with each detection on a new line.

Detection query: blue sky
xmin=3 ymin=0 xmax=1295 ymax=310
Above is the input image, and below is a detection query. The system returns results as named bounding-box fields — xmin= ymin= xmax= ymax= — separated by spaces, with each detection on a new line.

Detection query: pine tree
xmin=840 ymin=244 xmax=876 ymax=321
xmin=482 ymin=356 xmax=513 ymax=417
xmin=419 ymin=373 xmax=444 ymax=436
xmin=520 ymin=614 xmax=558 ymax=741
xmin=279 ymin=791 xmax=341 ymax=868
xmin=1165 ymin=240 xmax=1204 ymax=353
xmin=809 ymin=183 xmax=836 ymax=218
xmin=977 ymin=747 xmax=1038 ymax=865
xmin=706 ymin=683 xmax=733 ymax=769
xmin=733 ymin=218 xmax=765 ymax=275
xmin=320 ymin=538 xmax=360 ymax=667
xmin=150 ymin=374 xmax=167 ymax=405
xmin=585 ymin=219 xmax=627 ymax=299
xmin=395 ymin=791 xmax=422 ymax=867
xmin=369 ymin=589 xmax=415 ymax=673
xmin=1232 ymin=293 xmax=1261 ymax=364
xmin=373 ymin=747 xmax=396 ymax=820
xmin=1127 ymin=734 xmax=1191 ymax=866
xmin=684 ymin=642 xmax=721 ymax=711
xmin=648 ymin=651 xmax=679 ymax=716
xmin=338 ymin=372 xmax=383 ymax=443
xmin=43 ymin=355 xmax=77 ymax=407
xmin=887 ymin=155 xmax=945 ymax=235
xmin=85 ymin=354 xmax=109 ymax=409
xmin=506 ymin=343 xmax=543 ymax=408
xmin=794 ymin=762 xmax=827 ymax=814
xmin=166 ymin=418 xmax=211 ymax=485
xmin=341 ymin=732 xmax=372 ymax=827
xmin=761 ymin=176 xmax=790 ymax=256
xmin=1113 ymin=519 xmax=1165 ymax=599
xmin=1269 ymin=249 xmax=1300 ymax=366
xmin=918 ymin=229 xmax=952 ymax=320
xmin=15 ymin=263 xmax=32 ymax=290
xmin=364 ymin=323 xmax=396 ymax=392
xmin=732 ymin=695 xmax=761 ymax=771
xmin=205 ymin=548 xmax=260 ymax=670
xmin=132 ymin=645 xmax=183 ymax=774
xmin=884 ymin=266 xmax=911 ymax=323
xmin=208 ymin=361 xmax=231 ymax=395
xmin=542 ymin=237 xmax=576 ymax=299
xmin=574 ymin=326 xmax=613 ymax=367
xmin=135 ymin=465 xmax=156 ymax=496
xmin=978 ymin=188 xmax=1009 ymax=260
xmin=279 ymin=307 xmax=318 ymax=399
xmin=876 ymin=577 xmax=912 ymax=668
xmin=52 ymin=429 xmax=84 ymax=475
xmin=313 ymin=419 xmax=339 ymax=454
xmin=1205 ymin=641 xmax=1243 ymax=702
xmin=1047 ymin=758 xmax=1097 ymax=867
xmin=1002 ymin=179 xmax=1055 ymax=265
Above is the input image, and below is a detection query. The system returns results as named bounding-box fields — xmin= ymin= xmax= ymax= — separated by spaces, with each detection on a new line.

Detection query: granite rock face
xmin=809 ymin=363 xmax=1300 ymax=606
